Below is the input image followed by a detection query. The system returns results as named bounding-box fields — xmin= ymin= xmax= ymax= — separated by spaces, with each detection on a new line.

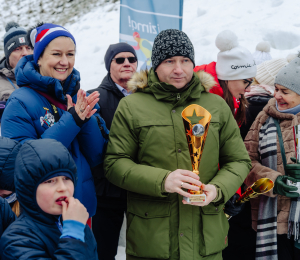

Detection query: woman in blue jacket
xmin=1 ymin=23 xmax=108 ymax=218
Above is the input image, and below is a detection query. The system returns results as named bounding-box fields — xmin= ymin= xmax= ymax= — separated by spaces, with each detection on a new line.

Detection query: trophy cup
xmin=181 ymin=104 xmax=211 ymax=203
xmin=225 ymin=178 xmax=274 ymax=219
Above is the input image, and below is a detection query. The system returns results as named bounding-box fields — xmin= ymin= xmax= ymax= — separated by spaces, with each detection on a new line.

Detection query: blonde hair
xmin=11 ymin=200 xmax=21 ymax=217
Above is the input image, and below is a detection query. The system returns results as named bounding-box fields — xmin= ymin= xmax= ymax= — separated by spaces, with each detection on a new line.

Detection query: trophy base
xmin=183 ymin=194 xmax=206 ymax=203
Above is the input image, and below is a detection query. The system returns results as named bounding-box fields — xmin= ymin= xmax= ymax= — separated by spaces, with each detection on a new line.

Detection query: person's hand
xmin=182 ymin=184 xmax=217 ymax=207
xmin=164 ymin=169 xmax=202 ymax=198
xmin=66 ymin=89 xmax=99 ymax=120
xmin=224 ymin=193 xmax=245 ymax=217
xmin=273 ymin=175 xmax=299 ymax=198
xmin=61 ymin=197 xmax=89 ymax=225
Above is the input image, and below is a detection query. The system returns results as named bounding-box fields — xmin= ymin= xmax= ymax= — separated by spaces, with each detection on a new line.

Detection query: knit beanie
xmin=215 ymin=30 xmax=256 ymax=80
xmin=30 ymin=23 xmax=76 ymax=65
xmin=255 ymin=54 xmax=297 ymax=86
xmin=252 ymin=41 xmax=272 ymax=65
xmin=274 ymin=53 xmax=300 ymax=95
xmin=104 ymin=42 xmax=137 ymax=71
xmin=3 ymin=22 xmax=30 ymax=60
xmin=151 ymin=29 xmax=195 ymax=71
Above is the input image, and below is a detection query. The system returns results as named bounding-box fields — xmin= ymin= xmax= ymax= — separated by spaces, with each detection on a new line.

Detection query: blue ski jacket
xmin=1 ymin=55 xmax=108 ymax=217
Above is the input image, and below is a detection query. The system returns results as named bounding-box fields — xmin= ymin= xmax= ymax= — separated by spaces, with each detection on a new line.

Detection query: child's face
xmin=36 ymin=176 xmax=74 ymax=215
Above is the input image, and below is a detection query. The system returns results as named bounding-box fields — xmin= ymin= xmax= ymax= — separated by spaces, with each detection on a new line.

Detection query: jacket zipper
xmin=177 ymin=93 xmax=180 ymax=100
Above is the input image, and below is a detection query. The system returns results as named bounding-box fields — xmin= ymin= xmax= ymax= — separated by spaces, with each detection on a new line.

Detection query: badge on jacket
xmin=40 ymin=107 xmax=56 ymax=127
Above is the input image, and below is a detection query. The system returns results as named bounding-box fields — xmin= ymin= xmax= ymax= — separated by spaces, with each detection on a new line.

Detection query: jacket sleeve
xmin=0 ymin=198 xmax=16 ymax=234
xmin=2 ymin=97 xmax=81 ymax=148
xmin=0 ymin=228 xmax=93 ymax=260
xmin=208 ymin=100 xmax=252 ymax=203
xmin=77 ymin=114 xmax=108 ymax=168
xmin=104 ymin=99 xmax=170 ymax=197
xmin=243 ymin=115 xmax=281 ymax=197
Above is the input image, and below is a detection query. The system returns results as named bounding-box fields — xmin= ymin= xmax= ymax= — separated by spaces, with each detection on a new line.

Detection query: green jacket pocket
xmin=126 ymin=197 xmax=171 ymax=259
xmin=199 ymin=203 xmax=229 ymax=256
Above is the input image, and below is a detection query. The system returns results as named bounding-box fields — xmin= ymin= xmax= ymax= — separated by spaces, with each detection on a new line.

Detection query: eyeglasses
xmin=112 ymin=57 xmax=137 ymax=64
xmin=244 ymin=79 xmax=253 ymax=89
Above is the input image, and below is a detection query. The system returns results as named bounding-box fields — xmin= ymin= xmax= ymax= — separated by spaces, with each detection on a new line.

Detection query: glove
xmin=224 ymin=193 xmax=245 ymax=217
xmin=273 ymin=175 xmax=299 ymax=198
xmin=285 ymin=158 xmax=300 ymax=180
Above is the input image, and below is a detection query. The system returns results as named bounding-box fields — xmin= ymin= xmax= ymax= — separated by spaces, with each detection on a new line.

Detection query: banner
xmin=120 ymin=0 xmax=184 ymax=70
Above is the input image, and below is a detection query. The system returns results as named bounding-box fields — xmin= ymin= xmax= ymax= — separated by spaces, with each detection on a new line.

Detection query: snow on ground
xmin=65 ymin=0 xmax=300 ymax=91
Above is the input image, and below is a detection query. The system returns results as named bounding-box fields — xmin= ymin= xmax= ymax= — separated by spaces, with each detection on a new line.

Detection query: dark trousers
xmin=222 ymin=202 xmax=256 ymax=260
xmin=92 ymin=206 xmax=126 ymax=260
xmin=278 ymin=234 xmax=300 ymax=260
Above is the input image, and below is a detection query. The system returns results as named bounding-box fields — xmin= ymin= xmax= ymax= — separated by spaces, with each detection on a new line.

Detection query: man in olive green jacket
xmin=104 ymin=29 xmax=251 ymax=260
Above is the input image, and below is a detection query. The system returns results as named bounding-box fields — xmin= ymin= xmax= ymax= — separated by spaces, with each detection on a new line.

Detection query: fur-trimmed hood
xmin=127 ymin=69 xmax=216 ymax=93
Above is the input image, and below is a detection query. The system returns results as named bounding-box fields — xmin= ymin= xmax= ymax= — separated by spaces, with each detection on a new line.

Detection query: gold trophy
xmin=237 ymin=178 xmax=274 ymax=203
xmin=225 ymin=178 xmax=274 ymax=219
xmin=181 ymin=104 xmax=211 ymax=203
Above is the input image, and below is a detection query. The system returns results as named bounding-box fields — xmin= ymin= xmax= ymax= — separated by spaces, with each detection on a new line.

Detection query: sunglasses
xmin=112 ymin=57 xmax=137 ymax=64
xmin=244 ymin=79 xmax=253 ymax=89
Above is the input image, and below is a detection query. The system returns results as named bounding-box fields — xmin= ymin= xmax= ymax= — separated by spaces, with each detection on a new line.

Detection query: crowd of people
xmin=0 ymin=20 xmax=300 ymax=260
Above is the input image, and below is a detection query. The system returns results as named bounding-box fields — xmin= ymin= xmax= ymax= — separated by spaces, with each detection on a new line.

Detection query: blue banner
xmin=120 ymin=0 xmax=184 ymax=70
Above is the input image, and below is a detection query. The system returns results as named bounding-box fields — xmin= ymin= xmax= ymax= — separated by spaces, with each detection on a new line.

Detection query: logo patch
xmin=40 ymin=108 xmax=56 ymax=127
xmin=19 ymin=37 xmax=25 ymax=43
xmin=7 ymin=42 xmax=15 ymax=50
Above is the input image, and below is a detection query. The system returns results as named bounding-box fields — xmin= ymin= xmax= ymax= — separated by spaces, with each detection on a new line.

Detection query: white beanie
xmin=252 ymin=41 xmax=272 ymax=65
xmin=215 ymin=30 xmax=257 ymax=80
xmin=255 ymin=53 xmax=297 ymax=86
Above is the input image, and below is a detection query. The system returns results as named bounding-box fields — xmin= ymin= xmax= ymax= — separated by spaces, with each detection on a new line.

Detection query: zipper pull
xmin=177 ymin=93 xmax=180 ymax=100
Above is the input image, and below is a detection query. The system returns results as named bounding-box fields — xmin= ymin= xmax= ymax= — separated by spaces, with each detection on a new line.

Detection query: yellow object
xmin=182 ymin=104 xmax=211 ymax=199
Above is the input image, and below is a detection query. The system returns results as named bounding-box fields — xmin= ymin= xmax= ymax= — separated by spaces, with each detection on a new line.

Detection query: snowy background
xmin=0 ymin=0 xmax=299 ymax=258
xmin=0 ymin=0 xmax=299 ymax=92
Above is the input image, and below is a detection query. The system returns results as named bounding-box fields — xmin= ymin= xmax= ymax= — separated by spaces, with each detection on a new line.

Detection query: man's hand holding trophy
xmin=164 ymin=104 xmax=216 ymax=206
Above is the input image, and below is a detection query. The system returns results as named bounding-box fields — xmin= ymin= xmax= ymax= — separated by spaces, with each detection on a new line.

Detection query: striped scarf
xmin=256 ymin=117 xmax=278 ymax=260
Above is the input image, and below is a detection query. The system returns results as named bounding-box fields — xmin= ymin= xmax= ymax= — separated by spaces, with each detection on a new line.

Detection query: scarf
xmin=256 ymin=117 xmax=278 ymax=260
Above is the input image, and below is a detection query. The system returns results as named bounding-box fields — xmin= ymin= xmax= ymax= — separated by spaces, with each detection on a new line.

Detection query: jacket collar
xmin=15 ymin=55 xmax=80 ymax=104
xmin=100 ymin=73 xmax=125 ymax=99
xmin=0 ymin=56 xmax=15 ymax=79
xmin=127 ymin=68 xmax=216 ymax=107
xmin=263 ymin=98 xmax=295 ymax=121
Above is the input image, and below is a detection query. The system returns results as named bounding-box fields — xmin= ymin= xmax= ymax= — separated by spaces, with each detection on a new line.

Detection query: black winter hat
xmin=3 ymin=22 xmax=30 ymax=61
xmin=104 ymin=42 xmax=137 ymax=72
xmin=151 ymin=29 xmax=195 ymax=71
xmin=0 ymin=136 xmax=21 ymax=192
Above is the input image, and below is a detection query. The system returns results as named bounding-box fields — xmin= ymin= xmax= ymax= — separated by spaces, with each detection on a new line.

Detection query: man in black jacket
xmin=88 ymin=42 xmax=137 ymax=260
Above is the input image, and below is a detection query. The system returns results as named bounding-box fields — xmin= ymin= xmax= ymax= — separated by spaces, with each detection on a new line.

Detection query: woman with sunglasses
xmin=1 ymin=23 xmax=108 ymax=221
xmin=194 ymin=30 xmax=257 ymax=260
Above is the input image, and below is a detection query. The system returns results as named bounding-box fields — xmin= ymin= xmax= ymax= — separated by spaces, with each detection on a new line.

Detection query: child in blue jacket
xmin=0 ymin=136 xmax=21 ymax=239
xmin=0 ymin=139 xmax=98 ymax=259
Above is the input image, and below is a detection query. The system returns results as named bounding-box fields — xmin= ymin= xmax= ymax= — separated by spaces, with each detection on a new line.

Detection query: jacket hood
xmin=15 ymin=55 xmax=80 ymax=104
xmin=0 ymin=56 xmax=15 ymax=79
xmin=14 ymin=139 xmax=77 ymax=224
xmin=127 ymin=69 xmax=215 ymax=93
xmin=0 ymin=137 xmax=21 ymax=192
xmin=259 ymin=98 xmax=295 ymax=123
